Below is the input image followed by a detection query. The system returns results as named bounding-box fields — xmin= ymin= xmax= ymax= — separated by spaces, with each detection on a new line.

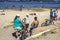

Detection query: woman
xmin=55 ymin=9 xmax=58 ymax=20
xmin=25 ymin=14 xmax=29 ymax=31
xmin=13 ymin=14 xmax=22 ymax=38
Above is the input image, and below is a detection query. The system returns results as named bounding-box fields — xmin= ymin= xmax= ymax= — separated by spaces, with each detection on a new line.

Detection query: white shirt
xmin=25 ymin=17 xmax=29 ymax=24
xmin=55 ymin=11 xmax=58 ymax=16
xmin=53 ymin=11 xmax=58 ymax=16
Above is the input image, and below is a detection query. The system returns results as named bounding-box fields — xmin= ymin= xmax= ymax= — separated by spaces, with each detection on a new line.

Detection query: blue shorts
xmin=30 ymin=26 xmax=37 ymax=31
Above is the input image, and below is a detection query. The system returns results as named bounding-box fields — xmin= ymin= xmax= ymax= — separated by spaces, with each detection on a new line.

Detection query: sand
xmin=0 ymin=8 xmax=50 ymax=28
xmin=0 ymin=8 xmax=60 ymax=40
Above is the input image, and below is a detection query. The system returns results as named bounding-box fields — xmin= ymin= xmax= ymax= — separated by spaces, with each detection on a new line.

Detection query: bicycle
xmin=17 ymin=26 xmax=28 ymax=40
xmin=41 ymin=19 xmax=54 ymax=27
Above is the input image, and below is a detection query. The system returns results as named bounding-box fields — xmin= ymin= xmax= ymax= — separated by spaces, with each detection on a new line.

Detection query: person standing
xmin=55 ymin=9 xmax=58 ymax=20
xmin=49 ymin=9 xmax=54 ymax=23
xmin=50 ymin=9 xmax=53 ymax=19
xmin=25 ymin=14 xmax=29 ymax=31
xmin=53 ymin=9 xmax=58 ymax=21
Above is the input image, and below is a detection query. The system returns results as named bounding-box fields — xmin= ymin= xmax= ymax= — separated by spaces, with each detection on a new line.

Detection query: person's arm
xmin=36 ymin=20 xmax=39 ymax=27
xmin=38 ymin=20 xmax=39 ymax=25
xmin=31 ymin=21 xmax=34 ymax=26
xmin=19 ymin=18 xmax=23 ymax=26
xmin=22 ymin=19 xmax=25 ymax=26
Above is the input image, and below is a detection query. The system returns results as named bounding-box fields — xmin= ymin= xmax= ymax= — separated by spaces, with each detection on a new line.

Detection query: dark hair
xmin=50 ymin=9 xmax=52 ymax=11
xmin=56 ymin=9 xmax=58 ymax=10
xmin=34 ymin=17 xmax=37 ymax=20
xmin=34 ymin=13 xmax=36 ymax=15
xmin=26 ymin=15 xmax=29 ymax=17
xmin=14 ymin=16 xmax=19 ymax=20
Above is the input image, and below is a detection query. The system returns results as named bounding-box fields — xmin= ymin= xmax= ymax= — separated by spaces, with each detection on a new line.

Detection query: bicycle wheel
xmin=41 ymin=22 xmax=46 ymax=27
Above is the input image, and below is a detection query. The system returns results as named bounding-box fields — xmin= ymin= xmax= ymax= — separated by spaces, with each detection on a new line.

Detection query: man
xmin=25 ymin=14 xmax=29 ymax=31
xmin=50 ymin=9 xmax=53 ymax=19
xmin=29 ymin=17 xmax=39 ymax=36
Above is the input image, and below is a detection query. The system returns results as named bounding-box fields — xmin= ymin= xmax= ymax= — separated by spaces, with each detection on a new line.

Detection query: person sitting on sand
xmin=13 ymin=14 xmax=22 ymax=38
xmin=29 ymin=17 xmax=39 ymax=36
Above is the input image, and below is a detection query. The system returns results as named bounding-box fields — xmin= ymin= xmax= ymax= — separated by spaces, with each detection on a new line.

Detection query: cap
xmin=16 ymin=14 xmax=20 ymax=16
xmin=26 ymin=14 xmax=29 ymax=16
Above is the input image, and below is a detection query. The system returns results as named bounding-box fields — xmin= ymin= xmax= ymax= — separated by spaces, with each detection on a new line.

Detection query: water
xmin=0 ymin=2 xmax=60 ymax=8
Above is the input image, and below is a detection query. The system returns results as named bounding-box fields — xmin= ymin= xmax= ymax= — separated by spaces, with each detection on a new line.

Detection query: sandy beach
xmin=0 ymin=8 xmax=60 ymax=40
xmin=0 ymin=8 xmax=50 ymax=28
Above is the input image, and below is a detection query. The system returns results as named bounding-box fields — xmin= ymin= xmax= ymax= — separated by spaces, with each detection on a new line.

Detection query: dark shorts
xmin=30 ymin=26 xmax=37 ymax=31
xmin=25 ymin=24 xmax=29 ymax=29
xmin=50 ymin=15 xmax=53 ymax=19
xmin=29 ymin=26 xmax=37 ymax=36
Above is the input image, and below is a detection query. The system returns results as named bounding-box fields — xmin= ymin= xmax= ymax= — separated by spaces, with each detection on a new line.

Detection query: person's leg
xmin=16 ymin=30 xmax=19 ymax=38
xmin=55 ymin=16 xmax=57 ymax=20
xmin=26 ymin=24 xmax=29 ymax=32
xmin=26 ymin=24 xmax=29 ymax=29
xmin=50 ymin=15 xmax=52 ymax=19
xmin=49 ymin=16 xmax=53 ymax=24
xmin=16 ymin=28 xmax=22 ymax=38
xmin=29 ymin=26 xmax=35 ymax=36
xmin=14 ymin=27 xmax=20 ymax=38
xmin=53 ymin=16 xmax=55 ymax=20
xmin=53 ymin=16 xmax=57 ymax=20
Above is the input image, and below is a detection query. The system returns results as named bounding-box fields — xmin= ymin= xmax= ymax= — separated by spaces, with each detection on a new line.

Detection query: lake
xmin=0 ymin=2 xmax=60 ymax=8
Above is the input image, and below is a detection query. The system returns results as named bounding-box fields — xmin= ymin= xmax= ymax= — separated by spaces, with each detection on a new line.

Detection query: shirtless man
xmin=29 ymin=17 xmax=39 ymax=36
